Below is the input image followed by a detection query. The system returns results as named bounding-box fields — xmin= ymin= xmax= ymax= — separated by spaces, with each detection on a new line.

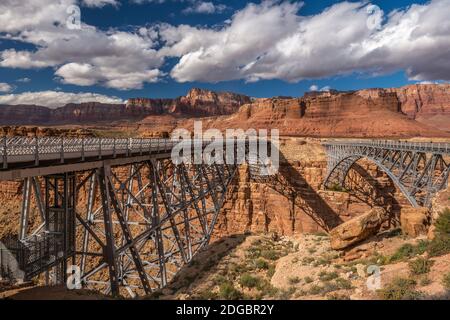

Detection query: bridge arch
xmin=324 ymin=154 xmax=419 ymax=207
xmin=323 ymin=141 xmax=450 ymax=208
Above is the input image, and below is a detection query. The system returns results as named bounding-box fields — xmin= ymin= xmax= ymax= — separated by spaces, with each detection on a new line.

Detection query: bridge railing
xmin=324 ymin=139 xmax=450 ymax=154
xmin=1 ymin=137 xmax=179 ymax=169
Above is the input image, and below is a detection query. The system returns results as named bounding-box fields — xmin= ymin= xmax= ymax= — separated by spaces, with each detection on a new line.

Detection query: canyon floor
xmin=1 ymin=136 xmax=450 ymax=300
xmin=2 ymin=231 xmax=450 ymax=300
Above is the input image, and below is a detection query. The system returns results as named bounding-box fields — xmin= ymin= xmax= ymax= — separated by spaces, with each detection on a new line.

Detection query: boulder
xmin=330 ymin=207 xmax=388 ymax=250
xmin=400 ymin=207 xmax=430 ymax=237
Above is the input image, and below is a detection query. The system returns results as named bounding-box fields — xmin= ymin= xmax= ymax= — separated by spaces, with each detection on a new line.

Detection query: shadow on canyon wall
xmin=252 ymin=147 xmax=404 ymax=232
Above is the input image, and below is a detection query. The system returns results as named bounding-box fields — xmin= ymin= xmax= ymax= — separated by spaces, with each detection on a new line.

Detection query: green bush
xmin=213 ymin=275 xmax=228 ymax=285
xmin=219 ymin=282 xmax=242 ymax=300
xmin=408 ymin=257 xmax=434 ymax=275
xmin=267 ymin=265 xmax=276 ymax=278
xmin=427 ymin=236 xmax=450 ymax=257
xmin=335 ymin=277 xmax=353 ymax=290
xmin=239 ymin=273 xmax=261 ymax=289
xmin=426 ymin=208 xmax=450 ymax=257
xmin=288 ymin=276 xmax=301 ymax=285
xmin=378 ymin=277 xmax=422 ymax=300
xmin=304 ymin=276 xmax=313 ymax=284
xmin=442 ymin=272 xmax=450 ymax=290
xmin=254 ymin=258 xmax=269 ymax=270
xmin=261 ymin=250 xmax=279 ymax=261
xmin=389 ymin=240 xmax=429 ymax=262
xmin=435 ymin=208 xmax=450 ymax=236
xmin=319 ymin=271 xmax=339 ymax=282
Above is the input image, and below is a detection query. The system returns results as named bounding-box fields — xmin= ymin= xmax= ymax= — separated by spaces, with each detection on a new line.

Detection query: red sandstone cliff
xmin=182 ymin=87 xmax=449 ymax=138
xmin=0 ymin=89 xmax=251 ymax=126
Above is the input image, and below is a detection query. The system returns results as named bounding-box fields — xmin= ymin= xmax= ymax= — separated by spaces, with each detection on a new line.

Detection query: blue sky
xmin=0 ymin=0 xmax=448 ymax=106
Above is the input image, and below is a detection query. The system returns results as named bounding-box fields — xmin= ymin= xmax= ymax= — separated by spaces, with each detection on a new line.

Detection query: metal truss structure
xmin=0 ymin=137 xmax=249 ymax=297
xmin=324 ymin=140 xmax=450 ymax=207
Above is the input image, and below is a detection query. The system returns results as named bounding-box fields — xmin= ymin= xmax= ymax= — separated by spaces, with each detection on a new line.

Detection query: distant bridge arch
xmin=323 ymin=140 xmax=450 ymax=208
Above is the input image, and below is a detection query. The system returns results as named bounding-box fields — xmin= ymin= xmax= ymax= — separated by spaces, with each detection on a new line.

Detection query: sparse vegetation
xmin=335 ymin=277 xmax=353 ymax=290
xmin=408 ymin=257 xmax=434 ymax=275
xmin=219 ymin=282 xmax=242 ymax=300
xmin=254 ymin=258 xmax=269 ymax=270
xmin=319 ymin=271 xmax=339 ymax=282
xmin=239 ymin=273 xmax=262 ymax=289
xmin=378 ymin=277 xmax=422 ymax=300
xmin=328 ymin=183 xmax=349 ymax=193
xmin=442 ymin=272 xmax=450 ymax=291
xmin=304 ymin=276 xmax=313 ymax=284
xmin=427 ymin=208 xmax=450 ymax=257
xmin=389 ymin=241 xmax=428 ymax=262
xmin=288 ymin=276 xmax=301 ymax=285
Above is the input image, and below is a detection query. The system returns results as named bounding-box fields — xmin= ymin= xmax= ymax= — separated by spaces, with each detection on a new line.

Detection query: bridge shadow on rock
xmin=255 ymin=149 xmax=343 ymax=232
xmin=344 ymin=162 xmax=402 ymax=228
xmin=146 ymin=234 xmax=249 ymax=299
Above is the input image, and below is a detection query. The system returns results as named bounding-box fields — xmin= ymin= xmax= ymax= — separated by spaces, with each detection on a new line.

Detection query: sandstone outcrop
xmin=0 ymin=89 xmax=251 ymax=126
xmin=329 ymin=207 xmax=389 ymax=250
xmin=388 ymin=84 xmax=450 ymax=132
xmin=400 ymin=207 xmax=430 ymax=237
xmin=196 ymin=87 xmax=449 ymax=138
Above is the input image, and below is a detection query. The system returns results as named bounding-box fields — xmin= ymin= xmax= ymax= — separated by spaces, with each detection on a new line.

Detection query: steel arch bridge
xmin=323 ymin=140 xmax=450 ymax=208
xmin=0 ymin=136 xmax=271 ymax=297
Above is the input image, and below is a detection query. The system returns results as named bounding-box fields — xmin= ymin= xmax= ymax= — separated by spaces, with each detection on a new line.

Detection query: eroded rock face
xmin=387 ymin=84 xmax=450 ymax=132
xmin=190 ymin=85 xmax=449 ymax=138
xmin=329 ymin=207 xmax=389 ymax=250
xmin=127 ymin=88 xmax=251 ymax=117
xmin=400 ymin=207 xmax=430 ymax=237
xmin=0 ymin=89 xmax=251 ymax=126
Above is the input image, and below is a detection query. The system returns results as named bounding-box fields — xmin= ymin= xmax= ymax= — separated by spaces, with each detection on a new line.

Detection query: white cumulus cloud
xmin=160 ymin=0 xmax=450 ymax=83
xmin=0 ymin=83 xmax=13 ymax=93
xmin=0 ymin=91 xmax=124 ymax=108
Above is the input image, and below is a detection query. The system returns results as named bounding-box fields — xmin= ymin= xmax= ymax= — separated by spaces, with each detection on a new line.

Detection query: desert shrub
xmin=319 ymin=271 xmax=339 ymax=282
xmin=442 ymin=272 xmax=450 ymax=290
xmin=389 ymin=240 xmax=428 ymax=262
xmin=426 ymin=208 xmax=450 ymax=257
xmin=288 ymin=276 xmax=301 ymax=285
xmin=408 ymin=257 xmax=434 ymax=275
xmin=213 ymin=275 xmax=228 ymax=285
xmin=302 ymin=257 xmax=315 ymax=265
xmin=304 ymin=276 xmax=314 ymax=284
xmin=194 ymin=290 xmax=218 ymax=300
xmin=435 ymin=208 xmax=450 ymax=236
xmin=328 ymin=183 xmax=348 ymax=193
xmin=378 ymin=277 xmax=422 ymax=300
xmin=335 ymin=277 xmax=353 ymax=290
xmin=267 ymin=265 xmax=276 ymax=278
xmin=254 ymin=258 xmax=269 ymax=270
xmin=427 ymin=236 xmax=450 ymax=257
xmin=261 ymin=249 xmax=279 ymax=261
xmin=308 ymin=284 xmax=323 ymax=295
xmin=419 ymin=277 xmax=432 ymax=286
xmin=219 ymin=282 xmax=242 ymax=300
xmin=239 ymin=273 xmax=261 ymax=289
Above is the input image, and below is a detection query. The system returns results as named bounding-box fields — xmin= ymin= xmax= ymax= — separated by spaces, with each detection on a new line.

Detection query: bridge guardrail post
xmin=81 ymin=138 xmax=85 ymax=161
xmin=35 ymin=137 xmax=39 ymax=166
xmin=2 ymin=136 xmax=7 ymax=169
xmin=113 ymin=138 xmax=117 ymax=158
xmin=60 ymin=138 xmax=64 ymax=164
xmin=99 ymin=138 xmax=102 ymax=160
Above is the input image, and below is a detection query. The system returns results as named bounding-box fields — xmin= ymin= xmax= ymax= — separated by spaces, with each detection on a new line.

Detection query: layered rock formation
xmin=390 ymin=84 xmax=450 ymax=132
xmin=185 ymin=86 xmax=449 ymax=138
xmin=0 ymin=89 xmax=251 ymax=126
xmin=213 ymin=138 xmax=411 ymax=238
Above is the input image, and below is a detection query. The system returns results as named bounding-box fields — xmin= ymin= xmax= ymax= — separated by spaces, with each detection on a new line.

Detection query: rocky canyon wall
xmin=214 ymin=138 xmax=411 ymax=237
